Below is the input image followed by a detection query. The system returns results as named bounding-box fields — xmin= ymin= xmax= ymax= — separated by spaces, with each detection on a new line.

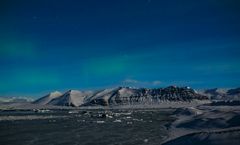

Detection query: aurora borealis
xmin=0 ymin=0 xmax=240 ymax=97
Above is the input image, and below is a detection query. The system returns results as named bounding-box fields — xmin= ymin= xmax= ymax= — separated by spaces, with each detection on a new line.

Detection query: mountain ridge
xmin=200 ymin=87 xmax=240 ymax=100
xmin=33 ymin=86 xmax=209 ymax=107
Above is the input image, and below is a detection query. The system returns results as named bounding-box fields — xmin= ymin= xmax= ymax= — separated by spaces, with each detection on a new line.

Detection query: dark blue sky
xmin=0 ymin=0 xmax=240 ymax=97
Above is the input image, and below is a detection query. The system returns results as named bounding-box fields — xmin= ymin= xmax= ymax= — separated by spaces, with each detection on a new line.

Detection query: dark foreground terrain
xmin=0 ymin=109 xmax=175 ymax=145
xmin=1 ymin=105 xmax=240 ymax=145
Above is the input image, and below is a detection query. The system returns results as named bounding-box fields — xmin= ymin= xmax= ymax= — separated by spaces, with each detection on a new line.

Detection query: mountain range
xmin=200 ymin=87 xmax=240 ymax=100
xmin=33 ymin=86 xmax=210 ymax=107
xmin=0 ymin=97 xmax=33 ymax=103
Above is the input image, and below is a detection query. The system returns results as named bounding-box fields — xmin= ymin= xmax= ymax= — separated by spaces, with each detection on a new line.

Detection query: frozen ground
xmin=0 ymin=104 xmax=240 ymax=145
xmin=0 ymin=109 xmax=174 ymax=145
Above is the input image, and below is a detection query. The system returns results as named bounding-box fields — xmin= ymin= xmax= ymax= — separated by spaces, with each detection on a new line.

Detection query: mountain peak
xmin=33 ymin=91 xmax=62 ymax=105
xmin=49 ymin=91 xmax=62 ymax=96
xmin=66 ymin=90 xmax=81 ymax=94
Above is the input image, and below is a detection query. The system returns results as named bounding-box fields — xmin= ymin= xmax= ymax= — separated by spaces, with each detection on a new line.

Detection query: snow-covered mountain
xmin=33 ymin=91 xmax=62 ymax=105
xmin=34 ymin=86 xmax=209 ymax=107
xmin=84 ymin=86 xmax=208 ymax=106
xmin=200 ymin=88 xmax=240 ymax=100
xmin=47 ymin=90 xmax=94 ymax=106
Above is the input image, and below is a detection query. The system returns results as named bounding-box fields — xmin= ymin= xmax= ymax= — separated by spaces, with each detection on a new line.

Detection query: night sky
xmin=0 ymin=0 xmax=240 ymax=97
